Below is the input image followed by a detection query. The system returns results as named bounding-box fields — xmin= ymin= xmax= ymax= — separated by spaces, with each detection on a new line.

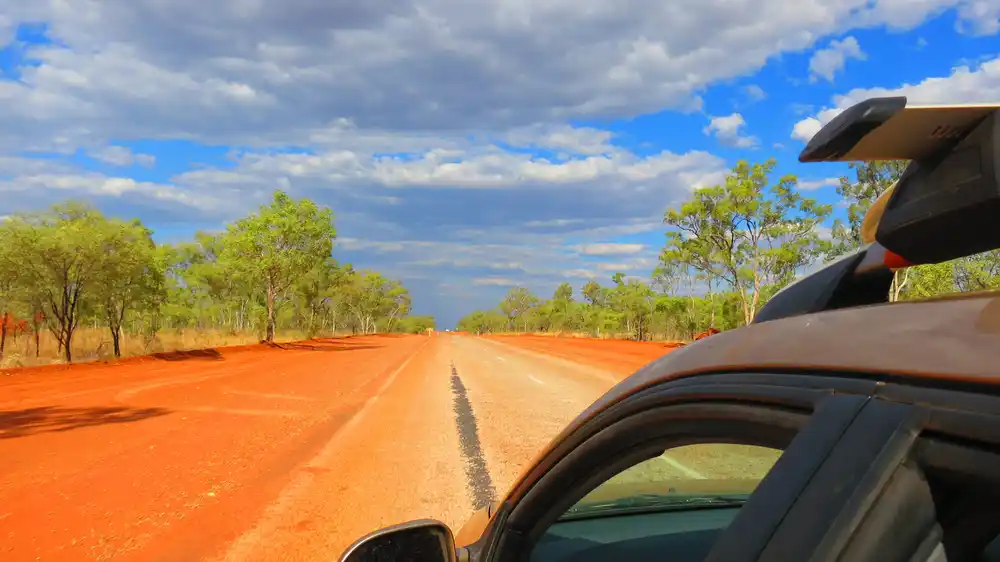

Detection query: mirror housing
xmin=877 ymin=110 xmax=1000 ymax=264
xmin=799 ymin=96 xmax=1000 ymax=265
xmin=339 ymin=519 xmax=457 ymax=562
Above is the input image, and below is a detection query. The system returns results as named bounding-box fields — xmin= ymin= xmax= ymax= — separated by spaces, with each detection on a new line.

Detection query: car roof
xmin=584 ymin=291 xmax=1000 ymax=416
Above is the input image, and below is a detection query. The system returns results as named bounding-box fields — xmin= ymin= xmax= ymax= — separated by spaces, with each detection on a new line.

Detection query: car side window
xmin=530 ymin=443 xmax=783 ymax=562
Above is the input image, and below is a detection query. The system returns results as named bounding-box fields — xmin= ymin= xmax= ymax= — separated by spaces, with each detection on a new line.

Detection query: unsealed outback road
xmin=0 ymin=333 xmax=675 ymax=561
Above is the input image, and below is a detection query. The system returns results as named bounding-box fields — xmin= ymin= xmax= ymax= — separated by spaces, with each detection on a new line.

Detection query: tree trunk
xmin=737 ymin=282 xmax=752 ymax=326
xmin=889 ymin=269 xmax=910 ymax=302
xmin=64 ymin=328 xmax=73 ymax=363
xmin=265 ymin=286 xmax=276 ymax=342
xmin=34 ymin=330 xmax=40 ymax=358
xmin=111 ymin=326 xmax=121 ymax=358
xmin=709 ymin=289 xmax=716 ymax=328
xmin=0 ymin=313 xmax=7 ymax=360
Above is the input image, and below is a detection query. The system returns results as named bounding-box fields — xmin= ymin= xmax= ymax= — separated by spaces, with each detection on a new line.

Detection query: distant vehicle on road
xmin=340 ymin=97 xmax=1000 ymax=562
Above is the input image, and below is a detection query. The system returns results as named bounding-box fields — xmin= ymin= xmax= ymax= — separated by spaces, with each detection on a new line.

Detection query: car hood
xmin=455 ymin=500 xmax=501 ymax=547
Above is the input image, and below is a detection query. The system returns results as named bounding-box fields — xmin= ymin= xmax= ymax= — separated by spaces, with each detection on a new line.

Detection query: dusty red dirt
xmin=0 ymin=334 xmax=428 ymax=561
xmin=484 ymin=334 xmax=681 ymax=379
xmin=1 ymin=332 xmax=685 ymax=562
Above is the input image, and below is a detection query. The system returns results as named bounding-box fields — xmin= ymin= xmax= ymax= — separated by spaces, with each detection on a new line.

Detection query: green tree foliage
xmin=93 ymin=219 xmax=166 ymax=357
xmin=456 ymin=274 xmax=748 ymax=342
xmin=500 ymin=287 xmax=540 ymax=331
xmin=343 ymin=271 xmax=412 ymax=334
xmin=829 ymin=160 xmax=909 ymax=256
xmin=661 ymin=159 xmax=832 ymax=325
xmin=0 ymin=203 xmax=117 ymax=362
xmin=395 ymin=316 xmax=436 ymax=334
xmin=460 ymin=156 xmax=999 ymax=341
xmin=0 ymin=191 xmax=430 ymax=363
xmin=954 ymin=251 xmax=1000 ymax=293
xmin=220 ymin=191 xmax=336 ymax=343
xmin=832 ymin=160 xmax=1000 ymax=301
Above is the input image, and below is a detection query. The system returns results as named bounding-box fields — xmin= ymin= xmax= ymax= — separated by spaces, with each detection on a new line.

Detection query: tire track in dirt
xmin=449 ymin=361 xmax=496 ymax=510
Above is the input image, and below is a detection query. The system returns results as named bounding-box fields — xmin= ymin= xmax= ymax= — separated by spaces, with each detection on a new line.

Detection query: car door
xmin=779 ymin=381 xmax=1000 ymax=562
xmin=466 ymin=372 xmax=909 ymax=562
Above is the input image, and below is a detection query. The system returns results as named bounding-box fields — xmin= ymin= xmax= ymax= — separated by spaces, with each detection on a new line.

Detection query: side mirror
xmin=339 ymin=519 xmax=457 ymax=562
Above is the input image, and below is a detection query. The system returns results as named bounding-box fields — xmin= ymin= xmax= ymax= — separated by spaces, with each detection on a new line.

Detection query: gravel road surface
xmin=0 ymin=333 xmax=678 ymax=561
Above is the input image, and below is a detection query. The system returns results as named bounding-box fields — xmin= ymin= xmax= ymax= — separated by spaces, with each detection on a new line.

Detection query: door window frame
xmin=472 ymin=370 xmax=1000 ymax=562
xmin=484 ymin=391 xmax=869 ymax=562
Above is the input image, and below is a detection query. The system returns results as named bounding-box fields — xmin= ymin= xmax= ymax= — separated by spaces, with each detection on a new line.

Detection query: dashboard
xmin=529 ymin=507 xmax=740 ymax=562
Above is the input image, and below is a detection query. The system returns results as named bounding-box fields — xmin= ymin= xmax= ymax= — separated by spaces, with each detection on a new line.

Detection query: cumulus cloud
xmin=472 ymin=277 xmax=519 ymax=286
xmin=792 ymin=55 xmax=1000 ymax=141
xmin=955 ymin=1 xmax=1000 ymax=35
xmin=792 ymin=118 xmax=823 ymax=142
xmin=798 ymin=177 xmax=840 ymax=191
xmin=704 ymin=113 xmax=759 ymax=148
xmin=573 ymin=243 xmax=646 ymax=256
xmin=88 ymin=145 xmax=157 ymax=167
xmin=503 ymin=124 xmax=615 ymax=155
xmin=808 ymin=36 xmax=866 ymax=82
xmin=0 ymin=0 xmax=996 ymax=151
xmin=744 ymin=84 xmax=767 ymax=102
xmin=3 ymin=0 xmax=998 ymax=326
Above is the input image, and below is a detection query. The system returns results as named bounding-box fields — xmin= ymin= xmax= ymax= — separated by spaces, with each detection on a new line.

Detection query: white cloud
xmin=793 ymin=55 xmax=1000 ymax=142
xmin=798 ymin=177 xmax=840 ymax=190
xmin=88 ymin=145 xmax=157 ymax=167
xmin=0 ymin=1 xmax=995 ymax=151
xmin=955 ymin=1 xmax=1000 ymax=35
xmin=167 ymin=134 xmax=727 ymax=196
xmin=525 ymin=218 xmax=588 ymax=228
xmin=703 ymin=113 xmax=759 ymax=148
xmin=472 ymin=277 xmax=518 ymax=286
xmin=744 ymin=84 xmax=767 ymax=102
xmin=791 ymin=117 xmax=823 ymax=142
xmin=808 ymin=36 xmax=866 ymax=82
xmin=3 ymin=0 xmax=998 ymax=327
xmin=337 ymin=238 xmax=406 ymax=252
xmin=596 ymin=257 xmax=657 ymax=272
xmin=815 ymin=224 xmax=833 ymax=240
xmin=0 ymin=173 xmax=219 ymax=207
xmin=561 ymin=269 xmax=600 ymax=279
xmin=597 ymin=262 xmax=632 ymax=272
xmin=504 ymin=125 xmax=615 ymax=155
xmin=573 ymin=243 xmax=645 ymax=256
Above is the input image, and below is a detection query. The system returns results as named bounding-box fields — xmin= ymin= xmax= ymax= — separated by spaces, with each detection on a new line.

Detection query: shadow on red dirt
xmin=0 ymin=334 xmax=403 ymax=376
xmin=148 ymin=348 xmax=225 ymax=361
xmin=266 ymin=339 xmax=386 ymax=352
xmin=0 ymin=405 xmax=172 ymax=439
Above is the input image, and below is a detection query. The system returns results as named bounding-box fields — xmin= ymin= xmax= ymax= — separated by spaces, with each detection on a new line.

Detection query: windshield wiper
xmin=559 ymin=493 xmax=748 ymax=521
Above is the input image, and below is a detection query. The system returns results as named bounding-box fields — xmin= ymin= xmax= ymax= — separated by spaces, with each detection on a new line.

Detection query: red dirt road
xmin=0 ymin=334 xmax=674 ymax=561
xmin=485 ymin=334 xmax=680 ymax=378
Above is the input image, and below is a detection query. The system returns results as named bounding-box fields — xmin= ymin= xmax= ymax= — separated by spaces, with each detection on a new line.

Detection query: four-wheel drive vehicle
xmin=340 ymin=96 xmax=1000 ymax=562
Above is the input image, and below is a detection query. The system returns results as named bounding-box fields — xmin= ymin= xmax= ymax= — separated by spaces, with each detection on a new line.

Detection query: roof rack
xmin=754 ymin=96 xmax=1000 ymax=324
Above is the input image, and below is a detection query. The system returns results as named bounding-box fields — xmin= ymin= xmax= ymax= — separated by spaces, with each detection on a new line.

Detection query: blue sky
xmin=1 ymin=1 xmax=999 ymax=328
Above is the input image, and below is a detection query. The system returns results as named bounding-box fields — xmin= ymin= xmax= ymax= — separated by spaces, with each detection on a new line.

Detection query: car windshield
xmin=560 ymin=444 xmax=780 ymax=520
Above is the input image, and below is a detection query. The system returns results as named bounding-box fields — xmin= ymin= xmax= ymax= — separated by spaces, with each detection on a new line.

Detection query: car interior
xmin=527 ymin=435 xmax=1000 ymax=562
xmin=531 ymin=507 xmax=739 ymax=562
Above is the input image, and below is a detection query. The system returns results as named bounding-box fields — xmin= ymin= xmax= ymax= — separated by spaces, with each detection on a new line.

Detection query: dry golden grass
xmin=0 ymin=327 xmax=312 ymax=368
